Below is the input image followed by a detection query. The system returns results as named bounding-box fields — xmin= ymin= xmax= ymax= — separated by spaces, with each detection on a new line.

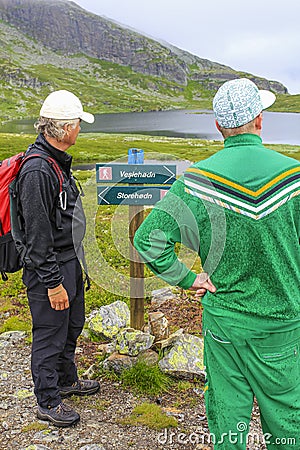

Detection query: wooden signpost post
xmin=96 ymin=152 xmax=176 ymax=329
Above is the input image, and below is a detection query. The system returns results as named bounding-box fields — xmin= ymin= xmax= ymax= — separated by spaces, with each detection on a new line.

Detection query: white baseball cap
xmin=213 ymin=78 xmax=276 ymax=128
xmin=40 ymin=90 xmax=95 ymax=123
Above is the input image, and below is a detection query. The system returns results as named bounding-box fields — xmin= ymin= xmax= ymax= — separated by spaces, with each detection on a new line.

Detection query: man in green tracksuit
xmin=134 ymin=78 xmax=300 ymax=449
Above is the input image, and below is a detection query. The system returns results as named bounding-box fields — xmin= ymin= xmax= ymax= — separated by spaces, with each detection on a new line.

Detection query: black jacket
xmin=17 ymin=133 xmax=86 ymax=289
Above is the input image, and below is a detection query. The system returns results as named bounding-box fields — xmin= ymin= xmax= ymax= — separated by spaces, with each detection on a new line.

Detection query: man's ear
xmin=255 ymin=113 xmax=263 ymax=130
xmin=215 ymin=120 xmax=221 ymax=131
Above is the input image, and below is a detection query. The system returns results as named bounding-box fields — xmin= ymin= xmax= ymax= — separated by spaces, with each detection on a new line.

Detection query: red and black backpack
xmin=0 ymin=150 xmax=64 ymax=281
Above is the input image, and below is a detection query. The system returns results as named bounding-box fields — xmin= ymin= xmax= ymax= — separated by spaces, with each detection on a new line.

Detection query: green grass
xmin=2 ymin=132 xmax=299 ymax=166
xmin=120 ymin=360 xmax=172 ymax=396
xmin=120 ymin=402 xmax=178 ymax=429
xmin=0 ymin=315 xmax=31 ymax=334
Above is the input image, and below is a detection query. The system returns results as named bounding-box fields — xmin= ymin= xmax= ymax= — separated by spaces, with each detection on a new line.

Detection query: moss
xmin=120 ymin=402 xmax=178 ymax=429
xmin=0 ymin=316 xmax=31 ymax=334
xmin=94 ymin=399 xmax=112 ymax=411
xmin=176 ymin=380 xmax=193 ymax=391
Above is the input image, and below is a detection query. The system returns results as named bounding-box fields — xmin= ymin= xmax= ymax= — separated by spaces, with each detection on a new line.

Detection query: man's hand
xmin=189 ymin=272 xmax=217 ymax=298
xmin=48 ymin=284 xmax=69 ymax=310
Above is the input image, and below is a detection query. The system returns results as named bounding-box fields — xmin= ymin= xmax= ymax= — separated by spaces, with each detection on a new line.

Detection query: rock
xmin=79 ymin=445 xmax=106 ymax=450
xmin=137 ymin=349 xmax=159 ymax=366
xmin=102 ymin=352 xmax=136 ymax=374
xmin=87 ymin=301 xmax=130 ymax=340
xmin=155 ymin=328 xmax=184 ymax=350
xmin=15 ymin=389 xmax=34 ymax=400
xmin=24 ymin=445 xmax=51 ymax=450
xmin=102 ymin=348 xmax=159 ymax=375
xmin=33 ymin=430 xmax=60 ymax=442
xmin=151 ymin=287 xmax=178 ymax=307
xmin=0 ymin=331 xmax=26 ymax=343
xmin=0 ymin=372 xmax=8 ymax=380
xmin=159 ymin=333 xmax=205 ymax=380
xmin=148 ymin=312 xmax=169 ymax=341
xmin=97 ymin=342 xmax=117 ymax=355
xmin=116 ymin=328 xmax=155 ymax=357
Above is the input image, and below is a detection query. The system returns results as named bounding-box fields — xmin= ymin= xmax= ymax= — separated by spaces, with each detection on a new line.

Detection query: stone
xmin=116 ymin=328 xmax=155 ymax=357
xmin=97 ymin=342 xmax=117 ymax=355
xmin=148 ymin=311 xmax=169 ymax=341
xmin=24 ymin=445 xmax=51 ymax=450
xmin=0 ymin=331 xmax=26 ymax=343
xmin=0 ymin=372 xmax=9 ymax=380
xmin=102 ymin=348 xmax=159 ymax=375
xmin=15 ymin=389 xmax=34 ymax=400
xmin=79 ymin=445 xmax=106 ymax=450
xmin=151 ymin=287 xmax=178 ymax=307
xmin=158 ymin=333 xmax=205 ymax=380
xmin=102 ymin=352 xmax=136 ymax=374
xmin=33 ymin=430 xmax=59 ymax=443
xmin=137 ymin=349 xmax=159 ymax=366
xmin=87 ymin=301 xmax=130 ymax=340
xmin=24 ymin=446 xmax=51 ymax=450
xmin=155 ymin=328 xmax=184 ymax=350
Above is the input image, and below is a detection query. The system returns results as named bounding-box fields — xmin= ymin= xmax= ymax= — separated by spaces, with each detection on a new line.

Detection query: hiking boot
xmin=58 ymin=379 xmax=100 ymax=398
xmin=37 ymin=402 xmax=80 ymax=427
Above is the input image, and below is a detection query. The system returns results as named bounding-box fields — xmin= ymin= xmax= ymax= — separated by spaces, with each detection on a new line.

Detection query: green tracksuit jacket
xmin=134 ymin=133 xmax=300 ymax=320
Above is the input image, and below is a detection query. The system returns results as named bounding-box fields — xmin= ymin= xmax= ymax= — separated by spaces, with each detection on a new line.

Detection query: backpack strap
xmin=20 ymin=154 xmax=65 ymax=199
xmin=18 ymin=153 xmax=67 ymax=229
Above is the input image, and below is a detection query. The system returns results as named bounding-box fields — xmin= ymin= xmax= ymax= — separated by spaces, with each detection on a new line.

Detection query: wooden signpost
xmin=96 ymin=152 xmax=176 ymax=329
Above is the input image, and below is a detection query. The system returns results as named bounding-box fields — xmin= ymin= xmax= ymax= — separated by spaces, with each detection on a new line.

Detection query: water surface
xmin=1 ymin=110 xmax=299 ymax=145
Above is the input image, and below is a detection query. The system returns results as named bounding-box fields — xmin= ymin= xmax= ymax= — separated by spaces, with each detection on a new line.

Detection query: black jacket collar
xmin=32 ymin=133 xmax=73 ymax=176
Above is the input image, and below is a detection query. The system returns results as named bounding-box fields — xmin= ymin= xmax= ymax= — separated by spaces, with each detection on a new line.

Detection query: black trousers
xmin=23 ymin=258 xmax=85 ymax=408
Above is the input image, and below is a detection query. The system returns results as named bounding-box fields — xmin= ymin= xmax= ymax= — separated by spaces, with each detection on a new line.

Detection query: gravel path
xmin=0 ymin=331 xmax=267 ymax=450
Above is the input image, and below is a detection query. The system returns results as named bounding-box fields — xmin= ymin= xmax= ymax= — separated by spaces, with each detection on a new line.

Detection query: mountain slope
xmin=0 ymin=0 xmax=294 ymax=121
xmin=0 ymin=0 xmax=213 ymax=85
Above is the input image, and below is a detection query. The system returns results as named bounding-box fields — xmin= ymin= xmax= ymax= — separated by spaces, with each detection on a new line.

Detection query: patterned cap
xmin=213 ymin=78 xmax=276 ymax=128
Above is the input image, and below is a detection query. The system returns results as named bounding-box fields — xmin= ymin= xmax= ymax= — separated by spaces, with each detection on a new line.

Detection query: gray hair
xmin=34 ymin=117 xmax=79 ymax=141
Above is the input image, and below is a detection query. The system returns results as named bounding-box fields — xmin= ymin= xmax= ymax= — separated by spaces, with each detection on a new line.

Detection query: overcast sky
xmin=70 ymin=0 xmax=299 ymax=95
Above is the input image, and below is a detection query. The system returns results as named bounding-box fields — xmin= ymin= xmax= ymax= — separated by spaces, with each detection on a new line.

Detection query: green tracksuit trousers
xmin=203 ymin=306 xmax=300 ymax=449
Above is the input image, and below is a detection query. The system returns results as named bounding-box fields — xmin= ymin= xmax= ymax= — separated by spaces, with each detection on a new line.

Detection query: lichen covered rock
xmin=87 ymin=301 xmax=130 ymax=340
xmin=116 ymin=328 xmax=155 ymax=356
xmin=159 ymin=334 xmax=205 ymax=380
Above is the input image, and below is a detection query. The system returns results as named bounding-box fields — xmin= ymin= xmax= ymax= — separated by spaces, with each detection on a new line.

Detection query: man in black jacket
xmin=18 ymin=90 xmax=100 ymax=427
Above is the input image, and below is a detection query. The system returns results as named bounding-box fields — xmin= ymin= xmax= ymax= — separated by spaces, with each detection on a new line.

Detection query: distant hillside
xmin=0 ymin=0 xmax=296 ymax=121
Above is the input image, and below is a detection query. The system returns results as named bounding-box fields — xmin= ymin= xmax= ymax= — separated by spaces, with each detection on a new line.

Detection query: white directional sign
xmin=96 ymin=164 xmax=176 ymax=185
xmin=97 ymin=185 xmax=170 ymax=205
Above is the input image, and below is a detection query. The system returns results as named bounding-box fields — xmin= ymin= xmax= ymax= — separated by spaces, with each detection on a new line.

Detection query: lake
xmin=1 ymin=109 xmax=300 ymax=146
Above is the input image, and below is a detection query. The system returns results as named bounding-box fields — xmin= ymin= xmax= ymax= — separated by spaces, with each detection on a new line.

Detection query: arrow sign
xmin=96 ymin=164 xmax=176 ymax=185
xmin=97 ymin=185 xmax=171 ymax=205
